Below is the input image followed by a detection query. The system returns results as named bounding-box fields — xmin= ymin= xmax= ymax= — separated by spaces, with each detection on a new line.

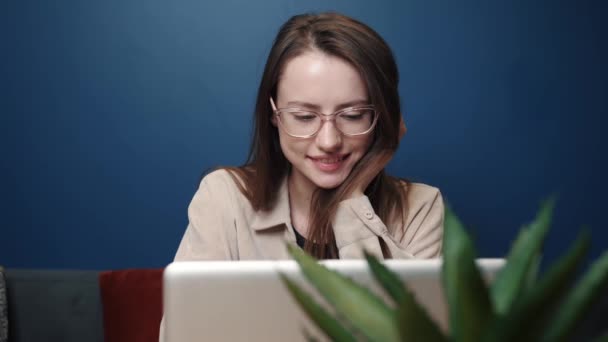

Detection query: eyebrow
xmin=285 ymin=99 xmax=369 ymax=111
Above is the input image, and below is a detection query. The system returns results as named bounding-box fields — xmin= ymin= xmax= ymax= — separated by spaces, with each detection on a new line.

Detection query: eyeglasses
xmin=270 ymin=97 xmax=379 ymax=138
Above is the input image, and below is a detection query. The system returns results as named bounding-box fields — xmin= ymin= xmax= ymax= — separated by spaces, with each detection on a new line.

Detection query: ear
xmin=270 ymin=97 xmax=278 ymax=127
xmin=399 ymin=115 xmax=407 ymax=140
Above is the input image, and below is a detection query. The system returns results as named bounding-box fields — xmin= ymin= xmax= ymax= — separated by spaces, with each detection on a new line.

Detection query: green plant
xmin=282 ymin=199 xmax=608 ymax=341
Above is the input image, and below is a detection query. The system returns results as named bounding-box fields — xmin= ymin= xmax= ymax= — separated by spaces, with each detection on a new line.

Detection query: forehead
xmin=276 ymin=51 xmax=368 ymax=109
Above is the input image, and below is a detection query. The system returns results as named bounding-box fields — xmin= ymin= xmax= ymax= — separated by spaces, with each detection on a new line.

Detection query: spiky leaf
xmin=287 ymin=244 xmax=399 ymax=341
xmin=491 ymin=197 xmax=556 ymax=314
xmin=524 ymin=252 xmax=542 ymax=293
xmin=443 ymin=205 xmax=493 ymax=341
xmin=591 ymin=332 xmax=608 ymax=342
xmin=363 ymin=251 xmax=447 ymax=342
xmin=542 ymin=250 xmax=608 ymax=342
xmin=396 ymin=287 xmax=447 ymax=342
xmin=303 ymin=329 xmax=322 ymax=342
xmin=483 ymin=229 xmax=590 ymax=342
xmin=280 ymin=274 xmax=357 ymax=342
xmin=364 ymin=250 xmax=407 ymax=304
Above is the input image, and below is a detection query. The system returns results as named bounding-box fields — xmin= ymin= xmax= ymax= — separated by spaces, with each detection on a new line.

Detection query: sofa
xmin=0 ymin=267 xmax=163 ymax=342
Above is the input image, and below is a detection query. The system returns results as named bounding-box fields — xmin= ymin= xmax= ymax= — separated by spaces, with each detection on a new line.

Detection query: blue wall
xmin=2 ymin=0 xmax=606 ymax=269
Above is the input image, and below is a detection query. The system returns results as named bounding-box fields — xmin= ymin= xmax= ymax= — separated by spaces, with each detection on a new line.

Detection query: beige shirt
xmin=161 ymin=170 xmax=444 ymax=341
xmin=173 ymin=169 xmax=444 ymax=261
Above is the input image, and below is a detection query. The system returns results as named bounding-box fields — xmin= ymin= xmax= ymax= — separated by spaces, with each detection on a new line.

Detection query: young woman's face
xmin=273 ymin=51 xmax=374 ymax=190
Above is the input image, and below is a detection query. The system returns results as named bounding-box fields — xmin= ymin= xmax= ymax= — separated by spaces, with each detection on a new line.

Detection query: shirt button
xmin=364 ymin=211 xmax=374 ymax=219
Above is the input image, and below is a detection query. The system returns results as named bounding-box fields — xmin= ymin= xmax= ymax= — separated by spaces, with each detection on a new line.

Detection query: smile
xmin=309 ymin=154 xmax=350 ymax=172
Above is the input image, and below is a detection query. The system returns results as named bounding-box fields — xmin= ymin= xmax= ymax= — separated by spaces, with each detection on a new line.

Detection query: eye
xmin=291 ymin=112 xmax=317 ymax=122
xmin=342 ymin=114 xmax=363 ymax=121
xmin=340 ymin=110 xmax=371 ymax=121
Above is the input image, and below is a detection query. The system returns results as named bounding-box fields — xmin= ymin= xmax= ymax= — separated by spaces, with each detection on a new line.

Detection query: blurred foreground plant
xmin=282 ymin=199 xmax=608 ymax=341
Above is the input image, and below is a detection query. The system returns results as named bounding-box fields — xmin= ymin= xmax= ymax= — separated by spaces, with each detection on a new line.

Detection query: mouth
xmin=308 ymin=154 xmax=350 ymax=172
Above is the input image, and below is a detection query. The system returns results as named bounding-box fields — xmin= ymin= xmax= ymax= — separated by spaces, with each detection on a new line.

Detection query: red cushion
xmin=99 ymin=269 xmax=164 ymax=342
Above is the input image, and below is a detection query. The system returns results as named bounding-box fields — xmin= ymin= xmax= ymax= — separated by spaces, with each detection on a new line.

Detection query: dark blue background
xmin=2 ymin=0 xmax=606 ymax=270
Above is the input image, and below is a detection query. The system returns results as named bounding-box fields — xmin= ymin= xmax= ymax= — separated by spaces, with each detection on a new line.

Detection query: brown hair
xmin=225 ymin=12 xmax=408 ymax=259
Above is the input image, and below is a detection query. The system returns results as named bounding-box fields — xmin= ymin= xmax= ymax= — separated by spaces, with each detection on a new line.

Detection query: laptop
xmin=163 ymin=259 xmax=504 ymax=342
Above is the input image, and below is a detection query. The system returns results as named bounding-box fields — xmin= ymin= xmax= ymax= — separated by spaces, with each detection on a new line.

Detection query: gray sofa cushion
xmin=0 ymin=267 xmax=7 ymax=342
xmin=5 ymin=269 xmax=104 ymax=342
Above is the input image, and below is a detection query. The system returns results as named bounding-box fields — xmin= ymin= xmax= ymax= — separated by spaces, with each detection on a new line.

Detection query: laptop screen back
xmin=163 ymin=259 xmax=504 ymax=342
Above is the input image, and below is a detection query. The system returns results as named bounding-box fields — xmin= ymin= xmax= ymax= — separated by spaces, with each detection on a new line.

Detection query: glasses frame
xmin=269 ymin=97 xmax=379 ymax=138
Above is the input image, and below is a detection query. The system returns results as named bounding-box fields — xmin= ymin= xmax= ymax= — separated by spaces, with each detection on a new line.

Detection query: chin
xmin=311 ymin=173 xmax=348 ymax=190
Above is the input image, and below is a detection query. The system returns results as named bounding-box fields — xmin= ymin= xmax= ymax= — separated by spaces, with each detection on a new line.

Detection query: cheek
xmin=278 ymin=132 xmax=308 ymax=156
xmin=363 ymin=136 xmax=374 ymax=151
xmin=345 ymin=136 xmax=374 ymax=167
xmin=350 ymin=136 xmax=374 ymax=155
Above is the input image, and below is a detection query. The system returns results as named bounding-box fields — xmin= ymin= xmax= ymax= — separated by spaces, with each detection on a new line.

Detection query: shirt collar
xmin=250 ymin=175 xmax=292 ymax=231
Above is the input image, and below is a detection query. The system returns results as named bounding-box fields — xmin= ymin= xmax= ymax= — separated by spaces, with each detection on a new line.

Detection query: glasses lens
xmin=336 ymin=109 xmax=376 ymax=135
xmin=280 ymin=111 xmax=321 ymax=136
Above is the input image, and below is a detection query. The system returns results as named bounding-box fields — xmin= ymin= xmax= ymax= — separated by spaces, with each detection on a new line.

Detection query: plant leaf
xmin=542 ymin=250 xmax=608 ymax=342
xmin=518 ymin=229 xmax=589 ymax=340
xmin=503 ymin=225 xmax=541 ymax=294
xmin=524 ymin=252 xmax=542 ymax=293
xmin=363 ymin=251 xmax=447 ymax=342
xmin=395 ymin=286 xmax=447 ymax=342
xmin=302 ymin=328 xmax=323 ymax=342
xmin=591 ymin=331 xmax=608 ymax=342
xmin=302 ymin=329 xmax=321 ymax=342
xmin=483 ymin=229 xmax=590 ymax=342
xmin=491 ymin=197 xmax=556 ymax=314
xmin=364 ymin=250 xmax=407 ymax=304
xmin=287 ymin=244 xmax=399 ymax=341
xmin=443 ymin=204 xmax=493 ymax=342
xmin=280 ymin=274 xmax=357 ymax=342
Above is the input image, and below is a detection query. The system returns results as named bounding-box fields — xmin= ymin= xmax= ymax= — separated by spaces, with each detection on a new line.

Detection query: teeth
xmin=318 ymin=156 xmax=343 ymax=163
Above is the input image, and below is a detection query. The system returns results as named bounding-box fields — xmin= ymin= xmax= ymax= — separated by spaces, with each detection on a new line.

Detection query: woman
xmin=174 ymin=12 xmax=444 ymax=261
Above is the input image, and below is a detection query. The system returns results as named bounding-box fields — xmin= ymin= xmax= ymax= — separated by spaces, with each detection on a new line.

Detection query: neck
xmin=287 ymin=170 xmax=315 ymax=236
xmin=288 ymin=171 xmax=315 ymax=211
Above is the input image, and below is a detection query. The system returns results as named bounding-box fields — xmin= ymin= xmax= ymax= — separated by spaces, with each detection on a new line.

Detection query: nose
xmin=315 ymin=120 xmax=342 ymax=152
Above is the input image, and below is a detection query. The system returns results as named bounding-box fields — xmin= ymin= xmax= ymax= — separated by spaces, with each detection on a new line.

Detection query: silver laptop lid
xmin=163 ymin=259 xmax=505 ymax=342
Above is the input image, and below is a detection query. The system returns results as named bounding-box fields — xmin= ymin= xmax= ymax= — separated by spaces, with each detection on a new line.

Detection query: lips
xmin=309 ymin=154 xmax=349 ymax=172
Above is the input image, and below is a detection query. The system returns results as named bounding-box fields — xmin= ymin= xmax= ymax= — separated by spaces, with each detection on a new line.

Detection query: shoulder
xmin=200 ymin=169 xmax=236 ymax=186
xmin=395 ymin=181 xmax=444 ymax=257
xmin=403 ymin=182 xmax=442 ymax=207
xmin=193 ymin=168 xmax=251 ymax=210
xmin=198 ymin=169 xmax=246 ymax=192
xmin=190 ymin=169 xmax=244 ymax=206
xmin=396 ymin=180 xmax=444 ymax=222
